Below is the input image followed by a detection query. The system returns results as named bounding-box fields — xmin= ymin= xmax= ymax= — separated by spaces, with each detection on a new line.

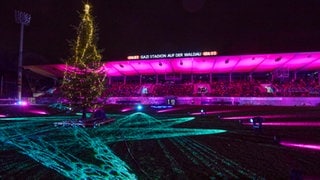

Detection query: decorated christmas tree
xmin=61 ymin=3 xmax=106 ymax=119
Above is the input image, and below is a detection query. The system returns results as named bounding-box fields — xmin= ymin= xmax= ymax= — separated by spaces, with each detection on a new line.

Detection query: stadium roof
xmin=24 ymin=51 xmax=320 ymax=79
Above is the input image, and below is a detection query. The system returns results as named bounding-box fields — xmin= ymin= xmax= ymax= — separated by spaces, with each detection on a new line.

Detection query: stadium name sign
xmin=127 ymin=51 xmax=218 ymax=60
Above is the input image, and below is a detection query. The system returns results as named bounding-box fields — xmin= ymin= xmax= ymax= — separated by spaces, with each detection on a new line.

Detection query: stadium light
xmin=14 ymin=10 xmax=31 ymax=103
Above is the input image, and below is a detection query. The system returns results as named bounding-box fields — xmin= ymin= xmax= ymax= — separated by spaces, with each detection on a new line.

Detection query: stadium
xmin=22 ymin=50 xmax=320 ymax=106
xmin=1 ymin=50 xmax=320 ymax=179
xmin=1 ymin=1 xmax=320 ymax=179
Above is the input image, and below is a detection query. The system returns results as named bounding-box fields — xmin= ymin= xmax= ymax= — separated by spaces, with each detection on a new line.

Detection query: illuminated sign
xmin=127 ymin=51 xmax=217 ymax=60
xmin=127 ymin=55 xmax=139 ymax=60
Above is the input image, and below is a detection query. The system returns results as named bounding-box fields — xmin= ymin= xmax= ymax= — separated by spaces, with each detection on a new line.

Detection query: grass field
xmin=1 ymin=104 xmax=320 ymax=179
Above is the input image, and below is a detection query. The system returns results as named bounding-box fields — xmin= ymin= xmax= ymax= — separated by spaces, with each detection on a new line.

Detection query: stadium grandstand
xmin=4 ymin=50 xmax=320 ymax=106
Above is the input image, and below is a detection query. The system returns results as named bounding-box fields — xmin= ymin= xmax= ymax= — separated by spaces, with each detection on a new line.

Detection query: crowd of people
xmin=153 ymin=83 xmax=194 ymax=97
xmin=100 ymin=78 xmax=320 ymax=97
xmin=208 ymin=81 xmax=261 ymax=97
xmin=103 ymin=82 xmax=141 ymax=97
xmin=271 ymin=79 xmax=320 ymax=97
xmin=34 ymin=77 xmax=320 ymax=99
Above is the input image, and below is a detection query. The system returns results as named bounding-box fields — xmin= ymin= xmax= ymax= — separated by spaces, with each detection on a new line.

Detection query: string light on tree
xmin=61 ymin=2 xmax=106 ymax=119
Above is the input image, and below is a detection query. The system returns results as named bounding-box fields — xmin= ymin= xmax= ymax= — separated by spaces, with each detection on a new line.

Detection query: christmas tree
xmin=61 ymin=3 xmax=105 ymax=119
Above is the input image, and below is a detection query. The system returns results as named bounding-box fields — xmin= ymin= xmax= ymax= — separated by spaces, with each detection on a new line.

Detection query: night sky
xmin=1 ymin=0 xmax=320 ymax=69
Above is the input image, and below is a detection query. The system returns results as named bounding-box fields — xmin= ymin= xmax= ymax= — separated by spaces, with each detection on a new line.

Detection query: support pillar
xmin=140 ymin=75 xmax=142 ymax=85
xmin=249 ymin=73 xmax=252 ymax=82
xmin=156 ymin=74 xmax=158 ymax=84
xmin=108 ymin=76 xmax=111 ymax=85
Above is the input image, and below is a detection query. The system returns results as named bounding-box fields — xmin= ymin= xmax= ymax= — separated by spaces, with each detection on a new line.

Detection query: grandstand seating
xmin=34 ymin=78 xmax=320 ymax=105
xmin=101 ymin=79 xmax=320 ymax=97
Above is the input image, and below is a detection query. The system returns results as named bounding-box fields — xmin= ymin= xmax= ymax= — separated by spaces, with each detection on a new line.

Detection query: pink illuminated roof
xmin=24 ymin=51 xmax=320 ymax=78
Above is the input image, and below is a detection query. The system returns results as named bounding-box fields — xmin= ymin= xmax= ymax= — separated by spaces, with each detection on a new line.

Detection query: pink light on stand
xmin=221 ymin=115 xmax=254 ymax=120
xmin=15 ymin=100 xmax=28 ymax=106
xmin=190 ymin=109 xmax=238 ymax=116
xmin=280 ymin=141 xmax=320 ymax=151
xmin=242 ymin=121 xmax=320 ymax=127
xmin=261 ymin=114 xmax=297 ymax=119
xmin=121 ymin=107 xmax=134 ymax=112
xmin=28 ymin=110 xmax=47 ymax=115
xmin=157 ymin=107 xmax=184 ymax=113
xmin=222 ymin=114 xmax=316 ymax=121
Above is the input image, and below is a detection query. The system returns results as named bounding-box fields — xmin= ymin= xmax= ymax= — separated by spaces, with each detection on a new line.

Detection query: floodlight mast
xmin=14 ymin=10 xmax=31 ymax=102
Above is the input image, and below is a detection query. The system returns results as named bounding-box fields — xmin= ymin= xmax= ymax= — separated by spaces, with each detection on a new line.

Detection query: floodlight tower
xmin=15 ymin=10 xmax=31 ymax=103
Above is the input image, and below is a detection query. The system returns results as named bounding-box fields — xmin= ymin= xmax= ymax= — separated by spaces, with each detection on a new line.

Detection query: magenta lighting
xmin=156 ymin=107 xmax=184 ymax=113
xmin=24 ymin=51 xmax=320 ymax=78
xmin=15 ymin=100 xmax=28 ymax=106
xmin=242 ymin=122 xmax=320 ymax=127
xmin=280 ymin=141 xmax=320 ymax=151
xmin=121 ymin=107 xmax=134 ymax=112
xmin=222 ymin=114 xmax=320 ymax=120
xmin=28 ymin=110 xmax=47 ymax=115
xmin=221 ymin=116 xmax=254 ymax=120
xmin=190 ymin=109 xmax=238 ymax=116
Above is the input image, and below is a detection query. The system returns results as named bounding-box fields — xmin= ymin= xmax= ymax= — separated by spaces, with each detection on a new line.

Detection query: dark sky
xmin=1 ymin=0 xmax=320 ymax=67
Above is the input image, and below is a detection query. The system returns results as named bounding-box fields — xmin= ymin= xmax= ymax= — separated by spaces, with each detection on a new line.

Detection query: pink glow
xmin=15 ymin=101 xmax=28 ymax=106
xmin=24 ymin=51 xmax=320 ymax=78
xmin=157 ymin=107 xmax=185 ymax=113
xmin=172 ymin=58 xmax=194 ymax=73
xmin=222 ymin=114 xmax=299 ymax=120
xmin=109 ymin=61 xmax=137 ymax=76
xmin=121 ymin=107 xmax=134 ymax=112
xmin=150 ymin=60 xmax=172 ymax=74
xmin=242 ymin=121 xmax=320 ymax=127
xmin=234 ymin=55 xmax=265 ymax=72
xmin=103 ymin=64 xmax=122 ymax=76
xmin=254 ymin=54 xmax=292 ymax=72
xmin=190 ymin=109 xmax=238 ymax=115
xmin=289 ymin=53 xmax=317 ymax=64
xmin=192 ymin=58 xmax=215 ymax=73
xmin=0 ymin=114 xmax=7 ymax=117
xmin=304 ymin=58 xmax=320 ymax=71
xmin=129 ymin=61 xmax=154 ymax=74
xmin=261 ymin=114 xmax=297 ymax=118
xmin=280 ymin=141 xmax=320 ymax=151
xmin=212 ymin=56 xmax=239 ymax=73
xmin=28 ymin=110 xmax=47 ymax=115
xmin=221 ymin=115 xmax=255 ymax=120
